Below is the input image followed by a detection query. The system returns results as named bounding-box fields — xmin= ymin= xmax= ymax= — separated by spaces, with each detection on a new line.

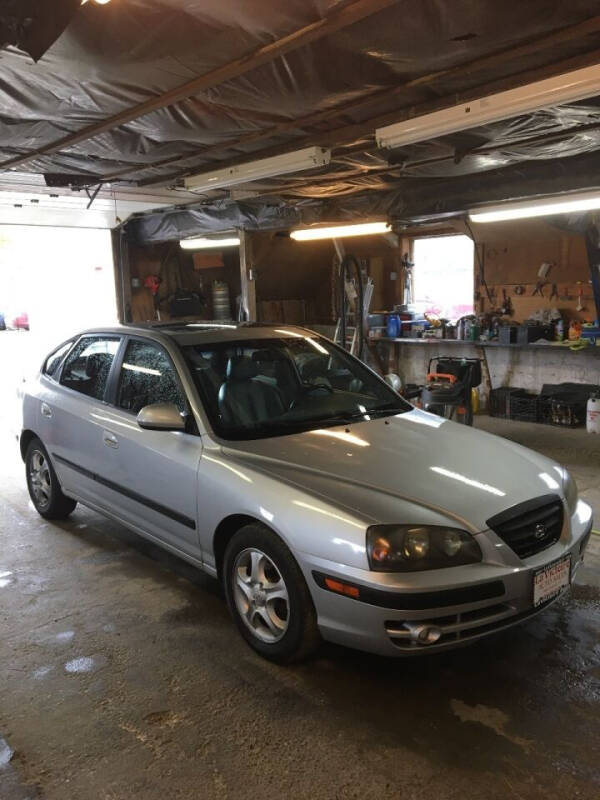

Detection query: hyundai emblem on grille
xmin=534 ymin=524 xmax=547 ymax=539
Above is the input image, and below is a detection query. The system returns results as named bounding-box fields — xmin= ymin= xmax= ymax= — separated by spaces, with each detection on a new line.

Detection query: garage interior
xmin=1 ymin=2 xmax=600 ymax=798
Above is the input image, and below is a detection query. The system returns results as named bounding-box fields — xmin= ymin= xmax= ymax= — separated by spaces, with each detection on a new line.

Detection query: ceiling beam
xmin=0 ymin=0 xmax=398 ymax=173
xmin=269 ymin=118 xmax=600 ymax=198
xmin=107 ymin=15 xmax=600 ymax=185
xmin=141 ymin=45 xmax=600 ymax=189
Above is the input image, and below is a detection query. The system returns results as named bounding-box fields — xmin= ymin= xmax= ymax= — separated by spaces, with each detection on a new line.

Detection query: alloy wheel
xmin=232 ymin=548 xmax=290 ymax=643
xmin=29 ymin=450 xmax=52 ymax=508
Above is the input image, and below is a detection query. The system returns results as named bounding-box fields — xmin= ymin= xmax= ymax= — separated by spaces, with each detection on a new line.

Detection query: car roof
xmin=76 ymin=321 xmax=319 ymax=347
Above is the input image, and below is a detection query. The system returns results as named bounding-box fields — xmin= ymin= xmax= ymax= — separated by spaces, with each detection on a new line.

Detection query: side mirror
xmin=137 ymin=402 xmax=186 ymax=432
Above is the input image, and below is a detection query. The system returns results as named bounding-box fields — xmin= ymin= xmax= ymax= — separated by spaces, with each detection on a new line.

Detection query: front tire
xmin=223 ymin=524 xmax=320 ymax=663
xmin=25 ymin=438 xmax=77 ymax=520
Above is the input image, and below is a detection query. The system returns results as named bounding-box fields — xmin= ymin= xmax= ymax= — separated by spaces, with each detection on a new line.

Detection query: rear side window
xmin=60 ymin=336 xmax=120 ymax=401
xmin=43 ymin=341 xmax=74 ymax=379
xmin=117 ymin=339 xmax=186 ymax=414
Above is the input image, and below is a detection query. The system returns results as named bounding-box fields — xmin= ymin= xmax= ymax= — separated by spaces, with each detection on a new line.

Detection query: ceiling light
xmin=180 ymin=236 xmax=240 ymax=250
xmin=376 ymin=64 xmax=600 ymax=150
xmin=290 ymin=221 xmax=390 ymax=241
xmin=469 ymin=190 xmax=600 ymax=223
xmin=184 ymin=147 xmax=330 ymax=193
xmin=81 ymin=0 xmax=113 ymax=5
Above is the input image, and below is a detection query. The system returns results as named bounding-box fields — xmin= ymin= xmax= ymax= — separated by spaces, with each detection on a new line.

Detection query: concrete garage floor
xmin=0 ymin=417 xmax=599 ymax=800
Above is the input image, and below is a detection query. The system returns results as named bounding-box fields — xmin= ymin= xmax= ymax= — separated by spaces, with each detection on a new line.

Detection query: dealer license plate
xmin=533 ymin=555 xmax=571 ymax=607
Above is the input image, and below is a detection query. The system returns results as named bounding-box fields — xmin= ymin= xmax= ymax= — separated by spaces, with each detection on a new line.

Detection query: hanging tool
xmin=401 ymin=252 xmax=414 ymax=306
xmin=549 ymin=283 xmax=558 ymax=301
xmin=576 ymin=285 xmax=584 ymax=311
xmin=532 ymin=281 xmax=546 ymax=297
xmin=144 ymin=275 xmax=162 ymax=320
xmin=500 ymin=288 xmax=513 ymax=315
xmin=514 ymin=285 xmax=525 ymax=295
xmin=559 ymin=286 xmax=571 ymax=301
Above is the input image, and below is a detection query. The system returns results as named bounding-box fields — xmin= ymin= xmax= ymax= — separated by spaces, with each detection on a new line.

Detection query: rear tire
xmin=25 ymin=438 xmax=77 ymax=520
xmin=223 ymin=524 xmax=320 ymax=663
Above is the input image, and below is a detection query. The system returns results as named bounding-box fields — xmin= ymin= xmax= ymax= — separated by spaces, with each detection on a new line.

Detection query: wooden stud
xmin=0 ymin=0 xmax=398 ymax=173
xmin=238 ymin=230 xmax=257 ymax=322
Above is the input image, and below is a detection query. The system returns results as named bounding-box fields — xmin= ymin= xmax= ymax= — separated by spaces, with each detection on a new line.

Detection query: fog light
xmin=404 ymin=623 xmax=442 ymax=645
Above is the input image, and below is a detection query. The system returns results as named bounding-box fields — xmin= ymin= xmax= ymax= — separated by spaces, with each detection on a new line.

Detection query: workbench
xmin=377 ymin=337 xmax=599 ymax=395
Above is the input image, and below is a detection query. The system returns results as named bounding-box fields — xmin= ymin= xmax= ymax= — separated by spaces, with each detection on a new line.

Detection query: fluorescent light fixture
xmin=184 ymin=147 xmax=330 ymax=192
xmin=469 ymin=189 xmax=600 ymax=223
xmin=376 ymin=64 xmax=600 ymax=150
xmin=180 ymin=236 xmax=240 ymax=250
xmin=291 ymin=221 xmax=390 ymax=241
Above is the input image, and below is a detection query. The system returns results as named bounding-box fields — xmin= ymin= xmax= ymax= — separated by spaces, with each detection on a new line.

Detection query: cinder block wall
xmin=392 ymin=341 xmax=599 ymax=393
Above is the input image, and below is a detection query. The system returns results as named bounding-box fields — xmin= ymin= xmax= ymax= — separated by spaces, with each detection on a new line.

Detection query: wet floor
xmin=0 ymin=419 xmax=599 ymax=799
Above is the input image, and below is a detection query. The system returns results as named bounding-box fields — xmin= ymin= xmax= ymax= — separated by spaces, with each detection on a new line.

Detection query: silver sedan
xmin=20 ymin=323 xmax=593 ymax=662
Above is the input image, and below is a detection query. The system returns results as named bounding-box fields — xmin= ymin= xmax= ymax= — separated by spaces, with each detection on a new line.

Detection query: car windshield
xmin=182 ymin=335 xmax=411 ymax=440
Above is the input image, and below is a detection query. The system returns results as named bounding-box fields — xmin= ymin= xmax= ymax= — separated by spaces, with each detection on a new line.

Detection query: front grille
xmin=486 ymin=494 xmax=563 ymax=559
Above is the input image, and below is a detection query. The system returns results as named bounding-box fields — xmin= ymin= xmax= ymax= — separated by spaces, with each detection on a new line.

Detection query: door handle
xmin=102 ymin=430 xmax=119 ymax=449
xmin=41 ymin=402 xmax=53 ymax=419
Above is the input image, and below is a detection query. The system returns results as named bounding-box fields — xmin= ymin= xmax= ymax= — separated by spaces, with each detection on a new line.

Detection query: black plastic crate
xmin=517 ymin=324 xmax=553 ymax=344
xmin=490 ymin=387 xmax=525 ymax=419
xmin=509 ymin=392 xmax=540 ymax=422
xmin=539 ymin=397 xmax=586 ymax=427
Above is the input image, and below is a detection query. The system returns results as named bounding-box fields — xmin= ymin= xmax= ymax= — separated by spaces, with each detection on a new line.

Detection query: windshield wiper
xmin=360 ymin=406 xmax=408 ymax=418
xmin=221 ymin=408 xmax=408 ymax=440
xmin=330 ymin=407 xmax=406 ymax=422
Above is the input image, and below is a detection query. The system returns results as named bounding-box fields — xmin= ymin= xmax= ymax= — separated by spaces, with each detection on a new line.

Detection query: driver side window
xmin=117 ymin=339 xmax=186 ymax=414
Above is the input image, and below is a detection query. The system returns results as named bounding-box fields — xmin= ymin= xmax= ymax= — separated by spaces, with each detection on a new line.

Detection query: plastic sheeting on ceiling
xmin=3 ymin=0 xmax=600 ymax=240
xmin=0 ymin=0 xmax=81 ymax=62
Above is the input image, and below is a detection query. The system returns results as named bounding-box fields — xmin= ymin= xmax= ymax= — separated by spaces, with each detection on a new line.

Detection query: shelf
xmin=378 ymin=337 xmax=600 ymax=353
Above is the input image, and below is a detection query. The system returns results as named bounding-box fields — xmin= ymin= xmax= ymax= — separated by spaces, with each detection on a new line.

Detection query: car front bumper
xmin=300 ymin=503 xmax=593 ymax=657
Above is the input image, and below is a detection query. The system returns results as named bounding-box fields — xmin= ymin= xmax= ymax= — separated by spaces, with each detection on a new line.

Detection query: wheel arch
xmin=20 ymin=429 xmax=40 ymax=461
xmin=213 ymin=514 xmax=270 ymax=580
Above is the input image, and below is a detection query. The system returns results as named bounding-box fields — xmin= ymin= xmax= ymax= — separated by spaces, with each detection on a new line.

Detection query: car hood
xmin=221 ymin=409 xmax=564 ymax=532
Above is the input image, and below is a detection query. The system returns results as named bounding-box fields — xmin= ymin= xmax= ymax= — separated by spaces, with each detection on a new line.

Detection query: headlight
xmin=562 ymin=469 xmax=578 ymax=513
xmin=367 ymin=525 xmax=482 ymax=572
